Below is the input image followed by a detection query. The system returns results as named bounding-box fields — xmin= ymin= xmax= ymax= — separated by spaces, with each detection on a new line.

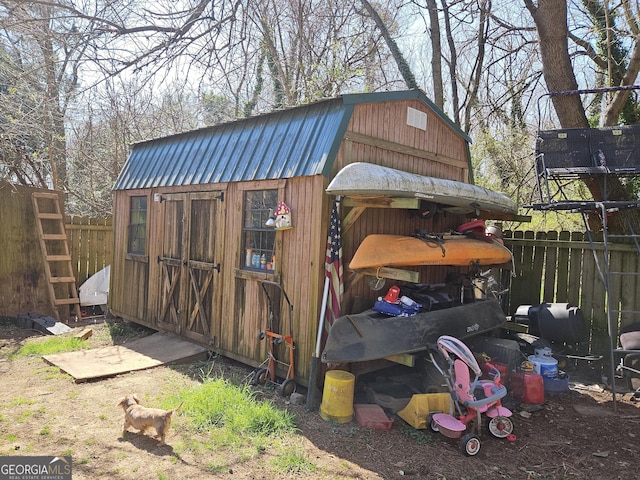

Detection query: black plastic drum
xmin=516 ymin=303 xmax=586 ymax=343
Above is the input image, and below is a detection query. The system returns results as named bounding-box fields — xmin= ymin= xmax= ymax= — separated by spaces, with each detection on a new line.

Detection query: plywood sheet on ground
xmin=43 ymin=332 xmax=209 ymax=382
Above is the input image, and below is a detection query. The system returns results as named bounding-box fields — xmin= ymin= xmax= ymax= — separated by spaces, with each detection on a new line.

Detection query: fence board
xmin=555 ymin=231 xmax=571 ymax=303
xmin=620 ymin=254 xmax=640 ymax=328
xmin=543 ymin=230 xmax=558 ymax=301
xmin=508 ymin=230 xmax=527 ymax=311
xmin=531 ymin=231 xmax=545 ymax=303
xmin=580 ymin=238 xmax=596 ymax=330
xmin=568 ymin=231 xmax=584 ymax=304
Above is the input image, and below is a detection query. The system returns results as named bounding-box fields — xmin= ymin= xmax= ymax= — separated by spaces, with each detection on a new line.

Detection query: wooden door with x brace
xmin=158 ymin=191 xmax=225 ymax=347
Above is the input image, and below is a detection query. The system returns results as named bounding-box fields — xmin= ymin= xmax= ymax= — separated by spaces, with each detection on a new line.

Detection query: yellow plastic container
xmin=397 ymin=393 xmax=451 ymax=429
xmin=320 ymin=370 xmax=355 ymax=423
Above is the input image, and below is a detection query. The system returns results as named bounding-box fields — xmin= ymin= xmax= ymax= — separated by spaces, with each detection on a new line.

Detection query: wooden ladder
xmin=31 ymin=192 xmax=81 ymax=321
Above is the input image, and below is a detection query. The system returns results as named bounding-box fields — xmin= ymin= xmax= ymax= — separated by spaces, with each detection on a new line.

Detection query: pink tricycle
xmin=429 ymin=335 xmax=514 ymax=456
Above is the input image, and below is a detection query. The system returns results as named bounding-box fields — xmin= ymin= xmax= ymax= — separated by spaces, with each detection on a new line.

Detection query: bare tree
xmin=66 ymin=77 xmax=208 ymax=215
xmin=524 ymin=0 xmax=640 ymax=232
xmin=246 ymin=0 xmax=402 ymax=107
xmin=425 ymin=0 xmax=444 ymax=107
xmin=359 ymin=0 xmax=419 ymax=91
xmin=0 ymin=0 xmax=92 ymax=189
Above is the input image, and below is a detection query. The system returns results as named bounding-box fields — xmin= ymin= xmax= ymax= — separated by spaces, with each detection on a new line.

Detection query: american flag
xmin=325 ymin=201 xmax=343 ymax=326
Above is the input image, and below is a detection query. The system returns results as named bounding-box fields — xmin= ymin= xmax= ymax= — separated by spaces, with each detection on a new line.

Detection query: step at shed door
xmin=158 ymin=191 xmax=225 ymax=346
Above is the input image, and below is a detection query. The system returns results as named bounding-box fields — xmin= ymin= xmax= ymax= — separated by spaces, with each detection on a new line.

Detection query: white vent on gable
xmin=407 ymin=107 xmax=427 ymax=130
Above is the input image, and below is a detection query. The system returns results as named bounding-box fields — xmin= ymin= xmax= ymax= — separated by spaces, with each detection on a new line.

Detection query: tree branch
xmin=568 ymin=31 xmax=608 ymax=71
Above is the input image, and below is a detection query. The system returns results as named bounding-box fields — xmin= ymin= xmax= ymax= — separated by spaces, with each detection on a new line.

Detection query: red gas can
xmin=510 ymin=368 xmax=544 ymax=404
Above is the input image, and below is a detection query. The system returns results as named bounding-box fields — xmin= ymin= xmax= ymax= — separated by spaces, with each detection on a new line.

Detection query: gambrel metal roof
xmin=113 ymin=89 xmax=470 ymax=190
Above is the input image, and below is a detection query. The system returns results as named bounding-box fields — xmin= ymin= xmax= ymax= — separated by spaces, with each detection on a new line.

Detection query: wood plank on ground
xmin=43 ymin=332 xmax=209 ymax=382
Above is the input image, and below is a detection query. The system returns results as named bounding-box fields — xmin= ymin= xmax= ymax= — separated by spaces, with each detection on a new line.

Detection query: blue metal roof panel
xmin=113 ymin=90 xmax=466 ymax=190
xmin=114 ymin=97 xmax=349 ymax=190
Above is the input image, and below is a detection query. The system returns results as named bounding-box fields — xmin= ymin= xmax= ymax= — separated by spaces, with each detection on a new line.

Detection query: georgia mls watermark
xmin=0 ymin=456 xmax=72 ymax=480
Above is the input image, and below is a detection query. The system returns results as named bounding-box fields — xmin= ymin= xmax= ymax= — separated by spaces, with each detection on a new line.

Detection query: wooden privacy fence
xmin=65 ymin=216 xmax=113 ymax=284
xmin=504 ymin=230 xmax=640 ymax=353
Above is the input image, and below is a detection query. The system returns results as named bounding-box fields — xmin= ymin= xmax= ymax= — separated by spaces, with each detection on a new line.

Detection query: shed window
xmin=242 ymin=190 xmax=276 ymax=271
xmin=128 ymin=196 xmax=147 ymax=254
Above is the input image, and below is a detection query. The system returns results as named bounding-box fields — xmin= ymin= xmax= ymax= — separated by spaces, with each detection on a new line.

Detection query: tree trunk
xmin=426 ymin=0 xmax=444 ymax=109
xmin=524 ymin=0 xmax=589 ymax=128
xmin=463 ymin=0 xmax=489 ymax=134
xmin=359 ymin=0 xmax=418 ymax=90
xmin=525 ymin=0 xmax=635 ymax=233
xmin=440 ymin=0 xmax=460 ymax=125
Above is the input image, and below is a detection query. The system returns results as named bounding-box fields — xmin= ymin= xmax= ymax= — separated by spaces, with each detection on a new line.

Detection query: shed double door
xmin=158 ymin=191 xmax=225 ymax=346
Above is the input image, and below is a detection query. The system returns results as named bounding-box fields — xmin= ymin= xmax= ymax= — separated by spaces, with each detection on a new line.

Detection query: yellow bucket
xmin=320 ymin=370 xmax=355 ymax=423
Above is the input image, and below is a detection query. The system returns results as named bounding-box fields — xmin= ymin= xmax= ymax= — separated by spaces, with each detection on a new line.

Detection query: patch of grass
xmin=400 ymin=424 xmax=436 ymax=445
xmin=4 ymin=433 xmax=18 ymax=442
xmin=3 ymin=397 xmax=35 ymax=409
xmin=39 ymin=426 xmax=50 ymax=436
xmin=33 ymin=366 xmax=70 ymax=380
xmin=16 ymin=410 xmax=34 ymax=422
xmin=271 ymin=449 xmax=317 ymax=475
xmin=108 ymin=321 xmax=149 ymax=340
xmin=168 ymin=377 xmax=295 ymax=437
xmin=164 ymin=374 xmax=296 ymax=469
xmin=207 ymin=463 xmax=228 ymax=474
xmin=11 ymin=337 xmax=86 ymax=358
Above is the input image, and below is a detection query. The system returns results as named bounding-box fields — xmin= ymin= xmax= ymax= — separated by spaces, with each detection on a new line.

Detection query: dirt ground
xmin=1 ymin=317 xmax=639 ymax=480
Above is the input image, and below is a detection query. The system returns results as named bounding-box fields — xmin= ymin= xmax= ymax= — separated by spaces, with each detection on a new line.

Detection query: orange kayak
xmin=349 ymin=234 xmax=512 ymax=269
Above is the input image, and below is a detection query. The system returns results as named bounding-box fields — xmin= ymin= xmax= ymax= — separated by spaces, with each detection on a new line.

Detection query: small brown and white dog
xmin=117 ymin=394 xmax=183 ymax=444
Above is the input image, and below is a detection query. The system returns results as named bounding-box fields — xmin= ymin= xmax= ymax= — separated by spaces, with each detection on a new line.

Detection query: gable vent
xmin=407 ymin=107 xmax=427 ymax=131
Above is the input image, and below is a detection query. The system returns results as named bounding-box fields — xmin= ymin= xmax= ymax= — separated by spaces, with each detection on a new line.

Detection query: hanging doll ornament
xmin=274 ymin=201 xmax=293 ymax=229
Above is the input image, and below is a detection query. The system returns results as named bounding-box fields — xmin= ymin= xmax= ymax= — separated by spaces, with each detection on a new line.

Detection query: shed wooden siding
xmin=336 ymin=100 xmax=472 ymax=310
xmin=340 ymin=99 xmax=469 ymax=181
xmin=111 ymin=175 xmax=327 ymax=381
xmin=110 ymin=95 xmax=474 ymax=384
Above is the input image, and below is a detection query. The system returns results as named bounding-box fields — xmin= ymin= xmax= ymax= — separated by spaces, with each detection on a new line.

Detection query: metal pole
xmin=598 ymin=202 xmax=617 ymax=411
xmin=306 ymin=277 xmax=330 ymax=411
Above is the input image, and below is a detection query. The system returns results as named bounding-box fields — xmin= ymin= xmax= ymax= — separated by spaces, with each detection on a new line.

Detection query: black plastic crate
xmin=469 ymin=336 xmax=525 ymax=372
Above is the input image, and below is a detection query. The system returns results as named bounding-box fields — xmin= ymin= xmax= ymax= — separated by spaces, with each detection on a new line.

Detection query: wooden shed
xmin=110 ymin=89 xmax=503 ymax=384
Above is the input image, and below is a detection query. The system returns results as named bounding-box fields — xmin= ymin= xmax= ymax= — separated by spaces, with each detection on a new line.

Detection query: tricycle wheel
xmin=460 ymin=433 xmax=481 ymax=456
xmin=428 ymin=414 xmax=440 ymax=433
xmin=487 ymin=416 xmax=514 ymax=439
xmin=279 ymin=379 xmax=296 ymax=397
xmin=251 ymin=368 xmax=269 ymax=386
